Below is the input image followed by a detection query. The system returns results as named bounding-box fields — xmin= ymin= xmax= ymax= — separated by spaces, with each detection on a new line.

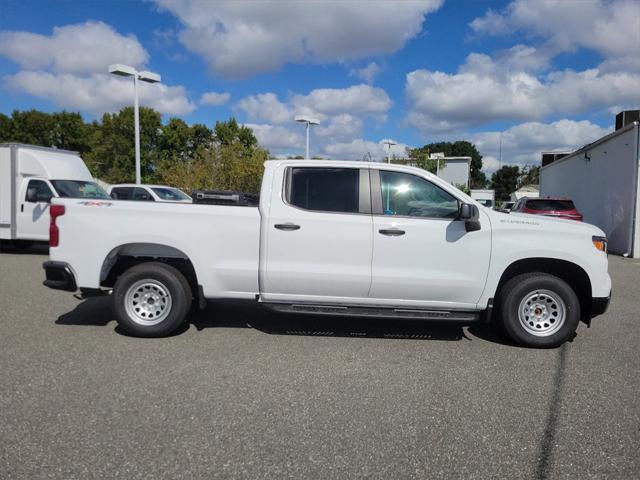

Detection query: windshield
xmin=50 ymin=180 xmax=110 ymax=199
xmin=151 ymin=187 xmax=191 ymax=201
xmin=526 ymin=199 xmax=575 ymax=211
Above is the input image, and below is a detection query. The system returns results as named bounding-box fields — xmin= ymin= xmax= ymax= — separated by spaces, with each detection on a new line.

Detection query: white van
xmin=0 ymin=144 xmax=110 ymax=244
xmin=470 ymin=189 xmax=495 ymax=209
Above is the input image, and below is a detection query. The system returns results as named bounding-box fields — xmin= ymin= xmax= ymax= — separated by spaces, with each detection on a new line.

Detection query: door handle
xmin=379 ymin=228 xmax=405 ymax=236
xmin=275 ymin=223 xmax=300 ymax=231
xmin=21 ymin=204 xmax=24 ymax=213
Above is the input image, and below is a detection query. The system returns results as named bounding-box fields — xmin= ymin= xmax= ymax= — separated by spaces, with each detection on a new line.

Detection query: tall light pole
xmin=294 ymin=115 xmax=320 ymax=159
xmin=383 ymin=140 xmax=397 ymax=164
xmin=108 ymin=64 xmax=161 ymax=184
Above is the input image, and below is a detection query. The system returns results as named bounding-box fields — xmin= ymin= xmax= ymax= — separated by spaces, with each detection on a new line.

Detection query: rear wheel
xmin=499 ymin=273 xmax=580 ymax=348
xmin=112 ymin=262 xmax=192 ymax=337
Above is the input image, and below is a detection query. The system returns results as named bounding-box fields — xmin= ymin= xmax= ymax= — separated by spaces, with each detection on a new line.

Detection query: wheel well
xmin=100 ymin=243 xmax=199 ymax=299
xmin=496 ymin=258 xmax=593 ymax=321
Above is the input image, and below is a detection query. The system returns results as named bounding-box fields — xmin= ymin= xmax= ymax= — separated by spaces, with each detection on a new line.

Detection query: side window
xmin=111 ymin=187 xmax=132 ymax=200
xmin=133 ymin=187 xmax=154 ymax=201
xmin=379 ymin=171 xmax=459 ymax=219
xmin=26 ymin=180 xmax=54 ymax=202
xmin=287 ymin=167 xmax=359 ymax=213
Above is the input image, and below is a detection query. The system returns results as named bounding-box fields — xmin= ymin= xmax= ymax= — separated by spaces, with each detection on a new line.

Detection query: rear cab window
xmin=286 ymin=167 xmax=361 ymax=213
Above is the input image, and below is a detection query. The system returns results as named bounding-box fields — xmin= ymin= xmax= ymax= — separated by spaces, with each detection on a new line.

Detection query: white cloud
xmin=244 ymin=123 xmax=304 ymax=150
xmin=0 ymin=21 xmax=148 ymax=74
xmin=0 ymin=21 xmax=196 ymax=116
xmin=236 ymin=84 xmax=394 ymax=157
xmin=199 ymin=91 xmax=230 ymax=106
xmin=324 ymin=138 xmax=408 ymax=161
xmin=315 ymin=114 xmax=363 ymax=142
xmin=470 ymin=0 xmax=640 ymax=71
xmin=5 ymin=71 xmax=195 ymax=116
xmin=237 ymin=93 xmax=292 ymax=124
xmin=154 ymin=0 xmax=442 ymax=78
xmin=292 ymin=84 xmax=392 ymax=121
xmin=472 ymin=119 xmax=611 ymax=173
xmin=405 ymin=54 xmax=640 ymax=133
xmin=237 ymin=84 xmax=392 ymax=126
xmin=350 ymin=62 xmax=381 ymax=84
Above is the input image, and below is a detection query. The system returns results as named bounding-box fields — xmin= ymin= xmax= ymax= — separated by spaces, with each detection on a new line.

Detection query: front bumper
xmin=42 ymin=261 xmax=77 ymax=292
xmin=591 ymin=293 xmax=611 ymax=318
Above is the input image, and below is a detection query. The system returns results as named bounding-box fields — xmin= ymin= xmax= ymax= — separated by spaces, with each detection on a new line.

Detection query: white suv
xmin=108 ymin=184 xmax=192 ymax=203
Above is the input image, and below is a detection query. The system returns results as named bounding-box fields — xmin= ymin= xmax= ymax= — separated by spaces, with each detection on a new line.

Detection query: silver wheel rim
xmin=518 ymin=289 xmax=566 ymax=337
xmin=124 ymin=280 xmax=172 ymax=326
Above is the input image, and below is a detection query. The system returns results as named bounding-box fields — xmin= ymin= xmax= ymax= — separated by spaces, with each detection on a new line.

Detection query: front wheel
xmin=112 ymin=262 xmax=192 ymax=337
xmin=499 ymin=273 xmax=580 ymax=348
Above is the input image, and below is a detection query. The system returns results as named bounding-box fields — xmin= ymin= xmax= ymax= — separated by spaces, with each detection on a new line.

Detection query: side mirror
xmin=459 ymin=203 xmax=481 ymax=232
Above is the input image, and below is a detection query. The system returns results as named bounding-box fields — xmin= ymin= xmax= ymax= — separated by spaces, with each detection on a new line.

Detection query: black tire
xmin=112 ymin=262 xmax=192 ymax=337
xmin=499 ymin=273 xmax=580 ymax=348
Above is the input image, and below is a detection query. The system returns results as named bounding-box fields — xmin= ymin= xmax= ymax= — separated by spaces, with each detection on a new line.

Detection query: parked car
xmin=0 ymin=143 xmax=110 ymax=244
xmin=500 ymin=201 xmax=515 ymax=212
xmin=43 ymin=160 xmax=610 ymax=348
xmin=109 ymin=184 xmax=192 ymax=203
xmin=512 ymin=197 xmax=583 ymax=221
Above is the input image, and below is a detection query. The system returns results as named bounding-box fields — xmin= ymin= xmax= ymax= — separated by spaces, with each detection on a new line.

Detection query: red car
xmin=512 ymin=197 xmax=583 ymax=221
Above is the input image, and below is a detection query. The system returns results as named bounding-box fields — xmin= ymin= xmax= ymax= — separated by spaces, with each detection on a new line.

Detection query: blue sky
xmin=1 ymin=0 xmax=638 ymax=171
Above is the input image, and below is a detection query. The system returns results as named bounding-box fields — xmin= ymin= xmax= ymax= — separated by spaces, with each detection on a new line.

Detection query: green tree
xmin=3 ymin=110 xmax=55 ymax=146
xmin=157 ymin=119 xmax=268 ymax=195
xmin=50 ymin=111 xmax=92 ymax=154
xmin=85 ymin=107 xmax=162 ymax=183
xmin=214 ymin=117 xmax=258 ymax=150
xmin=518 ymin=165 xmax=540 ymax=187
xmin=410 ymin=141 xmax=487 ymax=188
xmin=155 ymin=118 xmax=214 ymax=168
xmin=490 ymin=165 xmax=520 ymax=202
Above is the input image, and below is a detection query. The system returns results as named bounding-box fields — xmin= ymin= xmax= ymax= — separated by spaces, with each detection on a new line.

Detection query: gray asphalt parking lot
xmin=1 ymin=244 xmax=639 ymax=479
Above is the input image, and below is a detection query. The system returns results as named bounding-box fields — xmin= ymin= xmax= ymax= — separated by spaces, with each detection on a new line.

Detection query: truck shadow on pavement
xmin=54 ymin=297 xmax=485 ymax=342
xmin=55 ymin=297 xmax=519 ymax=345
xmin=193 ymin=302 xmax=472 ymax=342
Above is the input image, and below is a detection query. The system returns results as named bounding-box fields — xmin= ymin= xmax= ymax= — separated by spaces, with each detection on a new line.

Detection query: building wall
xmin=438 ymin=158 xmax=470 ymax=188
xmin=540 ymin=124 xmax=640 ymax=257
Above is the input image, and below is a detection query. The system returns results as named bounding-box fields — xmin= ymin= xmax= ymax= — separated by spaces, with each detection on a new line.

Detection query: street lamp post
xmin=108 ymin=64 xmax=161 ymax=184
xmin=383 ymin=140 xmax=397 ymax=164
xmin=294 ymin=115 xmax=320 ymax=159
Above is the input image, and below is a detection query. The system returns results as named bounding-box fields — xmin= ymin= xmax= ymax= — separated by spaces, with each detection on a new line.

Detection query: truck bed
xmin=50 ymin=198 xmax=261 ymax=299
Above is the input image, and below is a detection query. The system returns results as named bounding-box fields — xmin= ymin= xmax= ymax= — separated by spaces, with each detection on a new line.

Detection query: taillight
xmin=49 ymin=205 xmax=65 ymax=247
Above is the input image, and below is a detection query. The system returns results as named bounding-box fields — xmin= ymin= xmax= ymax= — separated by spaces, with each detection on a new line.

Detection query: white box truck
xmin=470 ymin=189 xmax=495 ymax=209
xmin=0 ymin=144 xmax=110 ymax=245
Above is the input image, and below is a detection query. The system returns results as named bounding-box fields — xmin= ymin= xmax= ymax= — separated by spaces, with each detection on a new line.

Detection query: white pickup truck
xmin=43 ymin=160 xmax=611 ymax=348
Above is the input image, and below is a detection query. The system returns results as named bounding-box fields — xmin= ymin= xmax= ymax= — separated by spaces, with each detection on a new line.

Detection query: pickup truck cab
xmin=43 ymin=160 xmax=611 ymax=348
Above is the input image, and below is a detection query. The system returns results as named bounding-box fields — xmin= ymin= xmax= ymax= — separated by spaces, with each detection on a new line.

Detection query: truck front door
xmin=262 ymin=166 xmax=373 ymax=302
xmin=17 ymin=178 xmax=55 ymax=241
xmin=368 ymin=169 xmax=491 ymax=309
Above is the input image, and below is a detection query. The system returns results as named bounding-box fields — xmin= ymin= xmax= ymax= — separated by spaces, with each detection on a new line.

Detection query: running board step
xmin=266 ymin=303 xmax=481 ymax=322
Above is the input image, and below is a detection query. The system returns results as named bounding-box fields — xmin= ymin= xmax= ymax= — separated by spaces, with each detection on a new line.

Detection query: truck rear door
xmin=261 ymin=165 xmax=373 ymax=301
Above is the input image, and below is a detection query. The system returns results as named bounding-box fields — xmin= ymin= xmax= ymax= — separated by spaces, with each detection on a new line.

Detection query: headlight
xmin=592 ymin=236 xmax=607 ymax=253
